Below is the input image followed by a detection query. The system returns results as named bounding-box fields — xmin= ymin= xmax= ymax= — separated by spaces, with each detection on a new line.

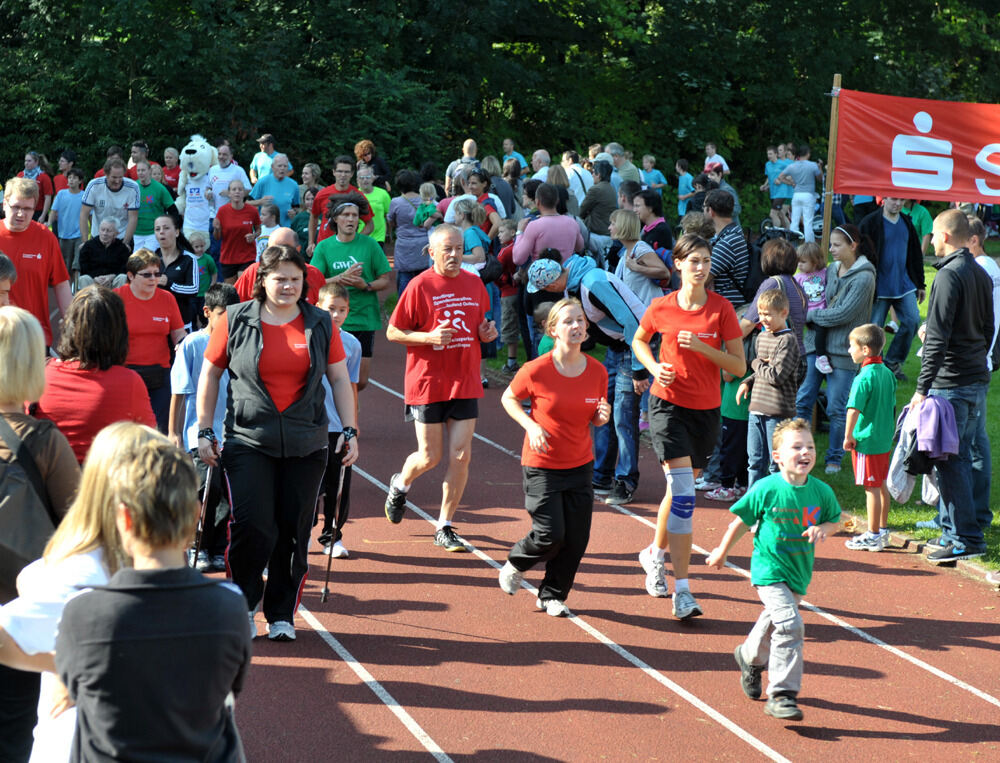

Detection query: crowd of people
xmin=0 ymin=131 xmax=998 ymax=757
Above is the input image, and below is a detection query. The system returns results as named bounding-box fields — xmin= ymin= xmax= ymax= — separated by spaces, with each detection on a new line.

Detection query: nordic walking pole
xmin=191 ymin=465 xmax=212 ymax=568
xmin=320 ymin=444 xmax=348 ymax=603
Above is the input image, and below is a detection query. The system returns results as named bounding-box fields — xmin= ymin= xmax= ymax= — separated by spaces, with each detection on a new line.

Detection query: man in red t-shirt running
xmin=384 ymin=225 xmax=498 ymax=552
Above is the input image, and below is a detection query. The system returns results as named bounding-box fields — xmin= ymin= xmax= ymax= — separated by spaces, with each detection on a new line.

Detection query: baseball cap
xmin=256 ymin=133 xmax=276 ymax=145
xmin=527 ymin=259 xmax=563 ymax=294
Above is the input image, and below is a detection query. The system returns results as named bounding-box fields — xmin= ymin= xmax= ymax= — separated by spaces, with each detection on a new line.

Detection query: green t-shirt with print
xmin=136 ymin=180 xmax=175 ymax=235
xmin=310 ymin=233 xmax=391 ymax=332
xmin=730 ymin=473 xmax=841 ymax=595
xmin=363 ymin=187 xmax=392 ymax=243
xmin=846 ymin=360 xmax=896 ymax=454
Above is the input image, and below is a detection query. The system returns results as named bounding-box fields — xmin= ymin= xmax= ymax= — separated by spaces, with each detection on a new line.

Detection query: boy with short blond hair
xmin=707 ymin=418 xmax=842 ymax=721
xmin=843 ymin=323 xmax=896 ymax=551
xmin=738 ymin=288 xmax=800 ymax=487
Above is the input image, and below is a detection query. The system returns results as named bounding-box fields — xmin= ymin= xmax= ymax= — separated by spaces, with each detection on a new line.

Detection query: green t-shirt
xmin=538 ymin=334 xmax=554 ymax=355
xmin=310 ymin=233 xmax=391 ymax=332
xmin=730 ymin=473 xmax=841 ymax=595
xmin=363 ymin=187 xmax=392 ymax=243
xmin=720 ymin=369 xmax=752 ymax=421
xmin=136 ymin=179 xmax=174 ymax=235
xmin=901 ymin=203 xmax=933 ymax=245
xmin=197 ymin=253 xmax=217 ymax=296
xmin=846 ymin=360 xmax=896 ymax=454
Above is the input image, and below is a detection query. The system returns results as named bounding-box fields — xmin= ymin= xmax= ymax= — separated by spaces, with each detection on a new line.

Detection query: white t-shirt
xmin=976 ymin=253 xmax=1000 ymax=371
xmin=182 ymin=174 xmax=214 ymax=231
xmin=704 ymin=154 xmax=730 ymax=172
xmin=0 ymin=548 xmax=108 ymax=763
xmin=208 ymin=163 xmax=251 ymax=216
xmin=81 ymin=177 xmax=141 ymax=238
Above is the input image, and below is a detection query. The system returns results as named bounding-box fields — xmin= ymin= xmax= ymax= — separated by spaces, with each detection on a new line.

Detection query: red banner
xmin=834 ymin=88 xmax=1000 ymax=204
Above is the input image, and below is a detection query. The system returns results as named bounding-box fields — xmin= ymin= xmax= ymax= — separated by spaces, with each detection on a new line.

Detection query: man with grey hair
xmin=248 ymin=153 xmax=299 ymax=227
xmin=383 ymin=224 xmax=498 ymax=553
xmin=605 ymin=142 xmax=641 ymax=184
xmin=531 ymin=149 xmax=551 ymax=181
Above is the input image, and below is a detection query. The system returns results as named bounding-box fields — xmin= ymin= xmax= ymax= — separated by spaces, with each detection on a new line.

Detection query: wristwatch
xmin=342 ymin=426 xmax=358 ymax=442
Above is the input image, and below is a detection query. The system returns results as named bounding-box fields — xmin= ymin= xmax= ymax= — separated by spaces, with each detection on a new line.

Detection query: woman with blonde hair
xmin=0 ymin=421 xmax=160 ymax=762
xmin=545 ymin=164 xmax=579 ymax=216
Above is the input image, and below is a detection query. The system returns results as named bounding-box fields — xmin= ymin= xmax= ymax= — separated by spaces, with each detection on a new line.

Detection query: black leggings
xmin=222 ymin=440 xmax=328 ymax=623
xmin=508 ymin=462 xmax=594 ymax=603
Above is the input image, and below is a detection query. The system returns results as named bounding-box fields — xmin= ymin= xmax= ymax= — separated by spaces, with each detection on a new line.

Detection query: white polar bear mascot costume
xmin=175 ymin=135 xmax=218 ymax=239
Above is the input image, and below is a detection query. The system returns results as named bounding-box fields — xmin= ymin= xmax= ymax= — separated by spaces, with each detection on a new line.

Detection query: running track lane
xmin=234 ymin=338 xmax=1000 ymax=761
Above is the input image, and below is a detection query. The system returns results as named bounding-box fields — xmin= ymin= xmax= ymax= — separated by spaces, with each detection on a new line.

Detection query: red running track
xmin=230 ymin=338 xmax=1000 ymax=761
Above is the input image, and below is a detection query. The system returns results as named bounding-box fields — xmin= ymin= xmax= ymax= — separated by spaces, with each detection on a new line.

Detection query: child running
xmin=632 ymin=234 xmax=745 ymax=618
xmin=498 ymin=298 xmax=610 ymax=616
xmin=706 ymin=418 xmax=842 ymax=721
xmin=843 ymin=323 xmax=897 ymax=551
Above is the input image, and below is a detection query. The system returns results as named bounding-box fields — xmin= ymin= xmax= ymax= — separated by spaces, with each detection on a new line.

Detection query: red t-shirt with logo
xmin=0 ymin=221 xmax=70 ymax=344
xmin=115 ymin=285 xmax=184 ymax=367
xmin=639 ymin=290 xmax=742 ymax=409
xmin=509 ymin=353 xmax=608 ymax=469
xmin=204 ymin=312 xmax=345 ymax=412
xmin=389 ymin=269 xmax=489 ymax=405
xmin=311 ymin=184 xmax=374 ymax=244
xmin=215 ymin=203 xmax=260 ymax=265
xmin=162 ymin=165 xmax=180 ymax=191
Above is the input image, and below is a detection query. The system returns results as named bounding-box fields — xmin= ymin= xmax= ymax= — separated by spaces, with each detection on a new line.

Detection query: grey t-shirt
xmin=782 ymin=160 xmax=821 ymax=195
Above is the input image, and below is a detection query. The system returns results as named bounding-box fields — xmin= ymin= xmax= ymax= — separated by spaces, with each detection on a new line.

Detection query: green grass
xmin=476 ymin=256 xmax=1000 ymax=570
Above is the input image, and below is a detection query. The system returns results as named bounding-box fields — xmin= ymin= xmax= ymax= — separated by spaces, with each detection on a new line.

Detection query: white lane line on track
xmin=368 ymin=375 xmax=1000 ymax=711
xmin=298 ymin=605 xmax=453 ymax=763
xmin=352 ymin=468 xmax=790 ymax=763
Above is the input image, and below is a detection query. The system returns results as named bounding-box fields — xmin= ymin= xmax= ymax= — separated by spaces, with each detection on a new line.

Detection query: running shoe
xmin=210 ymin=554 xmax=227 ymax=572
xmin=535 ymin=598 xmax=570 ymax=617
xmin=267 ymin=621 xmax=296 ymax=641
xmin=434 ymin=525 xmax=468 ymax=552
xmin=592 ymin=482 xmax=612 ymax=497
xmin=734 ymin=645 xmax=763 ymax=700
xmin=384 ymin=474 xmax=407 ymax=524
xmin=498 ymin=560 xmax=524 ymax=595
xmin=694 ymin=477 xmax=721 ymax=491
xmin=764 ymin=694 xmax=803 ymax=721
xmin=926 ymin=542 xmax=985 ymax=564
xmin=845 ymin=532 xmax=884 ymax=552
xmin=705 ymin=486 xmax=740 ymax=502
xmin=824 ymin=463 xmax=841 ymax=474
xmin=605 ymin=480 xmax=634 ymax=506
xmin=638 ymin=546 xmax=669 ymax=598
xmin=324 ymin=540 xmax=349 ymax=558
xmin=671 ymin=589 xmax=703 ymax=620
xmin=814 ymin=355 xmax=834 ymax=374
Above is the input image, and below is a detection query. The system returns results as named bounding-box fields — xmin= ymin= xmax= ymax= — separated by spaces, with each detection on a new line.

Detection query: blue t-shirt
xmin=170 ymin=330 xmax=228 ymax=450
xmin=765 ymin=160 xmax=792 ymax=199
xmin=51 ymin=188 xmax=83 ymax=239
xmin=323 ymin=329 xmax=362 ymax=432
xmin=249 ymin=150 xmax=293 ymax=182
xmin=250 ymin=175 xmax=300 ymax=227
xmin=502 ymin=151 xmax=528 ymax=170
xmin=877 ymin=216 xmax=916 ymax=298
xmin=641 ymin=169 xmax=667 ymax=195
xmin=463 ymin=226 xmax=490 ymax=256
xmin=677 ymin=172 xmax=694 ymax=217
xmin=853 ymin=194 xmax=875 ymax=205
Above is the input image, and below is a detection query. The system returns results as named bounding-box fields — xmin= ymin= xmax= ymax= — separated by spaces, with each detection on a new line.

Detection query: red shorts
xmin=851 ymin=450 xmax=890 ymax=487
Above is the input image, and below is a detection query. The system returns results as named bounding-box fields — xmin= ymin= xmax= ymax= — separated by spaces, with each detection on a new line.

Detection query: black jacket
xmin=78 ymin=236 xmax=130 ymax=277
xmin=916 ymin=249 xmax=993 ymax=393
xmin=858 ymin=209 xmax=926 ymax=292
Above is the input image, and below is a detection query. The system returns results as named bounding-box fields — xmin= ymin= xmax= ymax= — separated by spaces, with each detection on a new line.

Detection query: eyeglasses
xmin=136 ymin=271 xmax=161 ymax=279
xmin=7 ymin=203 xmax=34 ymax=215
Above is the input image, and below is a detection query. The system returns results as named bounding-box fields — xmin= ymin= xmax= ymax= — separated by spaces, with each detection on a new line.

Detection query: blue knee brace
xmin=666 ymin=466 xmax=696 ymax=534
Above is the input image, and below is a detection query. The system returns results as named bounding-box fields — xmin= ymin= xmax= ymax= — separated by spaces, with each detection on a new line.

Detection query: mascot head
xmin=180 ymin=135 xmax=217 ymax=179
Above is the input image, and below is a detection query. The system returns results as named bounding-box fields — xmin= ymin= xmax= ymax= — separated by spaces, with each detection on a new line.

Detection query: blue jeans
xmin=972 ymin=398 xmax=992 ymax=531
xmin=396 ymin=268 xmax=427 ymax=296
xmin=593 ymin=347 xmax=639 ymax=491
xmin=795 ymin=355 xmax=855 ymax=466
xmin=747 ymin=413 xmax=781 ymax=488
xmin=930 ymin=383 xmax=988 ymax=550
xmin=871 ymin=292 xmax=919 ymax=368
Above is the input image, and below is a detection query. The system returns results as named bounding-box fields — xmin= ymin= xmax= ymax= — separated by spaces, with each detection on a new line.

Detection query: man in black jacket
xmin=859 ymin=197 xmax=926 ymax=380
xmin=912 ymin=209 xmax=993 ymax=564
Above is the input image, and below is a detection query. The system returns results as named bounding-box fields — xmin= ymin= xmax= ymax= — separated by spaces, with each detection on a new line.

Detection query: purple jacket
xmin=916 ymin=395 xmax=959 ymax=460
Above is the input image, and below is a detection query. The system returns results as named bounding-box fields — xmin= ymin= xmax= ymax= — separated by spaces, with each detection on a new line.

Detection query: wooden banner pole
xmin=822 ymin=73 xmax=842 ymax=254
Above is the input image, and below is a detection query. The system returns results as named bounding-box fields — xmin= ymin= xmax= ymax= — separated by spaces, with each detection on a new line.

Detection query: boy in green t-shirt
xmin=707 ymin=418 xmax=842 ymax=722
xmin=843 ymin=323 xmax=897 ymax=552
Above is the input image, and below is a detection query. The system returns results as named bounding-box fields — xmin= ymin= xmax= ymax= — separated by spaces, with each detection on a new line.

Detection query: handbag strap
xmin=0 ymin=414 xmax=57 ymax=525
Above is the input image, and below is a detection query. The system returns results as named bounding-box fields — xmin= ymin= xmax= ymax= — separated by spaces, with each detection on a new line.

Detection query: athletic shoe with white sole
xmin=671 ymin=589 xmax=703 ymax=620
xmin=267 ymin=620 xmax=296 ymax=641
xmin=926 ymin=542 xmax=985 ymax=564
xmin=498 ymin=561 xmax=524 ymax=594
xmin=535 ymin=597 xmax=570 ymax=617
xmin=638 ymin=546 xmax=668 ymax=598
xmin=384 ymin=474 xmax=408 ymax=524
xmin=845 ymin=532 xmax=884 ymax=552
xmin=694 ymin=477 xmax=721 ymax=492
xmin=434 ymin=525 xmax=468 ymax=552
xmin=323 ymin=540 xmax=349 ymax=558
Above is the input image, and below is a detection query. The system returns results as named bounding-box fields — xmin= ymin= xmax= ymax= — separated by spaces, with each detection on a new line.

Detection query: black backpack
xmin=0 ymin=416 xmax=58 ymax=583
xmin=741 ymin=233 xmax=768 ymax=304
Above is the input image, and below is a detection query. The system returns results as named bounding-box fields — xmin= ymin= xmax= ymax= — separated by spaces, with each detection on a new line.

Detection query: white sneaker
xmin=824 ymin=463 xmax=841 ymax=474
xmin=498 ymin=560 xmax=524 ymax=595
xmin=694 ymin=477 xmax=721 ymax=491
xmin=638 ymin=547 xmax=668 ymax=597
xmin=324 ymin=540 xmax=349 ymax=558
xmin=671 ymin=589 xmax=703 ymax=620
xmin=815 ymin=355 xmax=834 ymax=374
xmin=267 ymin=620 xmax=296 ymax=641
xmin=535 ymin=597 xmax=570 ymax=617
xmin=248 ymin=611 xmax=257 ymax=640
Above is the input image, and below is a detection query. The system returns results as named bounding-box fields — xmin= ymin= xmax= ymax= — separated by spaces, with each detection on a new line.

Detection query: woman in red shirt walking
xmin=498 ymin=298 xmax=610 ymax=616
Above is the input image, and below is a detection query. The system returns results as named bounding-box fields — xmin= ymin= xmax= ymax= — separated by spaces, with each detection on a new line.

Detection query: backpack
xmin=0 ymin=416 xmax=58 ymax=582
xmin=741 ymin=233 xmax=767 ymax=304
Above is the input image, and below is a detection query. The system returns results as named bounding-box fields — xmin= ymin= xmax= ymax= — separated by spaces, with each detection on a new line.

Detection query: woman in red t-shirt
xmin=498 ymin=298 xmax=610 ymax=617
xmin=34 ymin=285 xmax=156 ymax=462
xmin=17 ymin=151 xmax=54 ymax=222
xmin=631 ymin=234 xmax=746 ymax=620
xmin=115 ymin=250 xmax=187 ymax=432
xmin=213 ymin=179 xmax=260 ymax=283
xmin=162 ymin=147 xmax=180 ymax=192
xmin=196 ymin=245 xmax=358 ymax=642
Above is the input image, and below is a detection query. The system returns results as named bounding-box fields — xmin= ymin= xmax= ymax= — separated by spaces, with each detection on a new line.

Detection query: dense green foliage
xmin=3 ymin=0 xmax=999 ymax=200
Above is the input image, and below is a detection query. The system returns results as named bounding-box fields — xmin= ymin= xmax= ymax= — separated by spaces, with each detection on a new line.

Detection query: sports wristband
xmin=198 ymin=428 xmax=217 ymax=443
xmin=342 ymin=427 xmax=358 ymax=442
